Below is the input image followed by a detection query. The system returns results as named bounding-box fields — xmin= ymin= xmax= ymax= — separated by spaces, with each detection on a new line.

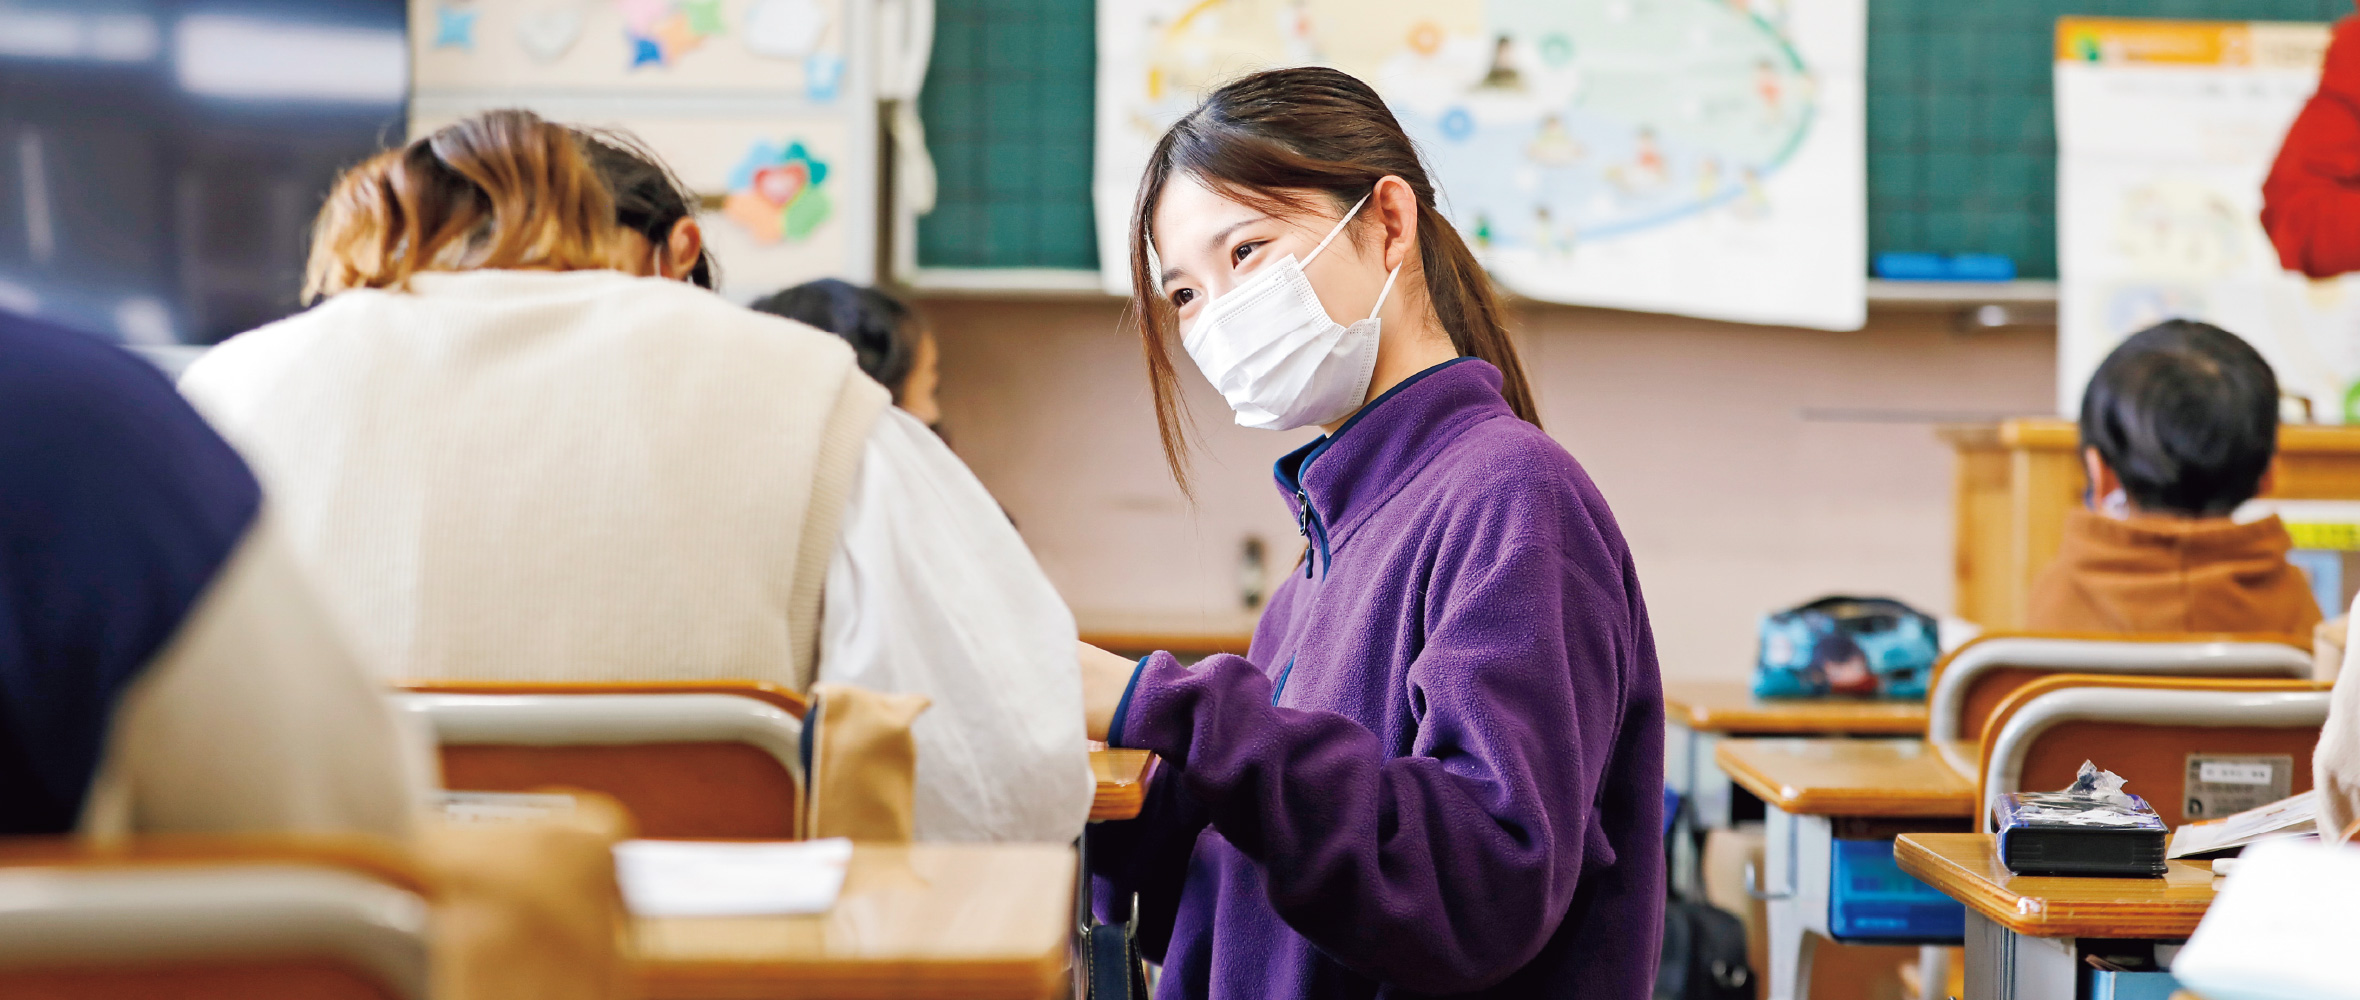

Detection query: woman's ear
xmin=1371 ymin=175 xmax=1419 ymax=271
xmin=664 ymin=217 xmax=705 ymax=280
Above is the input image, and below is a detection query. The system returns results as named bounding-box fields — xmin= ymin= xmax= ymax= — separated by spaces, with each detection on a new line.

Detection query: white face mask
xmin=1179 ymin=193 xmax=1403 ymax=431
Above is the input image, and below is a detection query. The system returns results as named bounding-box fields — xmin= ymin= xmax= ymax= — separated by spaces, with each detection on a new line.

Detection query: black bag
xmin=1087 ymin=920 xmax=1148 ymax=1000
xmin=1656 ymin=898 xmax=1753 ymax=1000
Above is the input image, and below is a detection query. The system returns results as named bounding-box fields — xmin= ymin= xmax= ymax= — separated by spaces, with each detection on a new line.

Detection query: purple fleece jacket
xmin=1092 ymin=358 xmax=1665 ymax=999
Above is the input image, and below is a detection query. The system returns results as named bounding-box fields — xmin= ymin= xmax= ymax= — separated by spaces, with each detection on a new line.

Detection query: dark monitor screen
xmin=0 ymin=0 xmax=404 ymax=345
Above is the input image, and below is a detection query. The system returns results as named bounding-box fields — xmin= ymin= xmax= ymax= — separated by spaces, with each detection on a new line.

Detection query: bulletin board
xmin=409 ymin=0 xmax=879 ymax=296
xmin=915 ymin=0 xmax=2359 ymax=282
xmin=2054 ymin=16 xmax=2360 ymax=422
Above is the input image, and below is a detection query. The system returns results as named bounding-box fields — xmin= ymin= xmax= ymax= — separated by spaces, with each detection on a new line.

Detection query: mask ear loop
xmin=1301 ymin=191 xmax=1399 ymax=320
xmin=1302 ymin=192 xmax=1374 ymax=266
xmin=1366 ymin=261 xmax=1403 ymax=321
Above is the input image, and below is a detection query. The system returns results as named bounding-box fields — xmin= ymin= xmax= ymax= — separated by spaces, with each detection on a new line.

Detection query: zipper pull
xmin=1296 ymin=488 xmax=1315 ymax=578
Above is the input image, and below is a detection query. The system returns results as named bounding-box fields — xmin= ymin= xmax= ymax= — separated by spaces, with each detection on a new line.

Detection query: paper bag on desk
xmin=2173 ymin=838 xmax=2360 ymax=1000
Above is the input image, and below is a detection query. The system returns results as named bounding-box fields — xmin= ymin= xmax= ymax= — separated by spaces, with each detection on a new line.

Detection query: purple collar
xmin=1273 ymin=358 xmax=1514 ymax=575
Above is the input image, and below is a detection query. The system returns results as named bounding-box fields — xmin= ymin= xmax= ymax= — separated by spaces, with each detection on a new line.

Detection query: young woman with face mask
xmin=1077 ymin=68 xmax=1667 ymax=998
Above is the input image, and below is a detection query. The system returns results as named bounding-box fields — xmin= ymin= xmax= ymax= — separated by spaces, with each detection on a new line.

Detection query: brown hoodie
xmin=2026 ymin=510 xmax=2324 ymax=635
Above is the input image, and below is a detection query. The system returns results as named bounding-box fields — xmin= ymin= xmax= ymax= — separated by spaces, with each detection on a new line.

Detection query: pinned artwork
xmin=743 ymin=0 xmax=829 ymax=59
xmin=723 ymin=139 xmax=832 ymax=244
xmin=805 ymin=51 xmax=843 ymax=101
xmin=516 ymin=3 xmax=586 ymax=63
xmin=620 ymin=0 xmax=725 ymax=68
xmin=434 ymin=2 xmax=478 ymax=49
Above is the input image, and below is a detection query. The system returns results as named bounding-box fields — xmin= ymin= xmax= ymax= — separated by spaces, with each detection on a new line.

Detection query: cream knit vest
xmin=179 ymin=269 xmax=888 ymax=692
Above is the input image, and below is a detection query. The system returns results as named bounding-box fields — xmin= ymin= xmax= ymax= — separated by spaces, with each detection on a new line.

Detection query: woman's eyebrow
xmin=1159 ymin=214 xmax=1275 ymax=287
xmin=1202 ymin=216 xmax=1272 ymax=253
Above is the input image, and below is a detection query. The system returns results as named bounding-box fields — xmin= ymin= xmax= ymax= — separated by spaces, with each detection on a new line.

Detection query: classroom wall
xmin=923 ymin=296 xmax=2057 ymax=683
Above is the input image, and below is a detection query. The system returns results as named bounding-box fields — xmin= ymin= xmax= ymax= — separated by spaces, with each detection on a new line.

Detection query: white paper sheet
xmin=613 ymin=837 xmax=855 ymax=918
xmin=2172 ymin=838 xmax=2360 ymax=1000
xmin=2167 ymin=790 xmax=2318 ymax=859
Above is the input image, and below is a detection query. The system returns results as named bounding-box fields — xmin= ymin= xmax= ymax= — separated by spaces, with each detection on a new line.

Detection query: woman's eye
xmin=1233 ymin=241 xmax=1263 ymax=265
xmin=1171 ymin=288 xmax=1196 ymax=308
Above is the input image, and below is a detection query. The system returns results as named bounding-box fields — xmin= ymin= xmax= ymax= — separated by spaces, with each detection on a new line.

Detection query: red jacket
xmin=2264 ymin=10 xmax=2360 ymax=278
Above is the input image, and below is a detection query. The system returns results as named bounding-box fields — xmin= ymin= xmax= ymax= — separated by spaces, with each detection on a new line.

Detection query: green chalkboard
xmin=915 ymin=0 xmax=1099 ymax=270
xmin=1869 ymin=0 xmax=2348 ymax=279
xmin=918 ymin=0 xmax=2355 ymax=278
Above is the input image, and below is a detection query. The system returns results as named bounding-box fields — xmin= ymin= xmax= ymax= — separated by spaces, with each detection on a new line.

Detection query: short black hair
xmin=2079 ymin=319 xmax=2278 ymax=516
xmin=747 ymin=279 xmax=921 ymax=399
xmin=578 ymin=128 xmax=718 ymax=290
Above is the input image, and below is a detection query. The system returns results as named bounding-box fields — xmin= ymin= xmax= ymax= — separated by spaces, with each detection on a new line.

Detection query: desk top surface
xmin=1713 ymin=738 xmax=1975 ymax=817
xmin=1663 ymin=681 xmax=1929 ymax=735
xmin=1895 ymin=833 xmax=2217 ymax=939
xmin=1091 ymin=747 xmax=1153 ymax=822
xmin=632 ymin=843 xmax=1074 ymax=1000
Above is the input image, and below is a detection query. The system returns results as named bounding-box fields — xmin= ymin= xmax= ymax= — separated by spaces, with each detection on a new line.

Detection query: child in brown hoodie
xmin=2026 ymin=320 xmax=2322 ymax=636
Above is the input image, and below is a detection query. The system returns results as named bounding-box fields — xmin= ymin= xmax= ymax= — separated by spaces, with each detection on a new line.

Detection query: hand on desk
xmin=1078 ymin=641 xmax=1138 ymax=743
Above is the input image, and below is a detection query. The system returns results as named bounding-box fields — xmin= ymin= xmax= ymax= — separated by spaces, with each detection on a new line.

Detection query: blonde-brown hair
xmin=303 ymin=109 xmax=623 ymax=303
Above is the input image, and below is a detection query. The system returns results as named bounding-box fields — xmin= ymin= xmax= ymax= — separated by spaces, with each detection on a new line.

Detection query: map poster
xmin=2056 ymin=17 xmax=2352 ymax=421
xmin=1095 ymin=0 xmax=1867 ymax=330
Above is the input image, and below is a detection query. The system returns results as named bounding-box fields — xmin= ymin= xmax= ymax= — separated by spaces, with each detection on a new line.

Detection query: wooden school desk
xmin=633 ymin=842 xmax=1076 ymax=1000
xmin=1665 ymin=682 xmax=1931 ymax=737
xmin=1715 ymin=738 xmax=1976 ymax=1000
xmin=1943 ymin=417 xmax=2360 ymax=629
xmin=1662 ymin=681 xmax=1929 ymax=894
xmin=1091 ymin=747 xmax=1154 ymax=823
xmin=1896 ymin=833 xmax=2216 ymax=1000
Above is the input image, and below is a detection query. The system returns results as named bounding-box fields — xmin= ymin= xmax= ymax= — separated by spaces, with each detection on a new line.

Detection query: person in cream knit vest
xmin=178 ymin=110 xmax=1091 ymax=844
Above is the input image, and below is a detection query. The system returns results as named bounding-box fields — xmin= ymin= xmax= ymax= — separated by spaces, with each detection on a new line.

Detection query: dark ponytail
xmin=580 ymin=127 xmax=719 ymax=289
xmin=1128 ymin=66 xmax=1539 ymax=494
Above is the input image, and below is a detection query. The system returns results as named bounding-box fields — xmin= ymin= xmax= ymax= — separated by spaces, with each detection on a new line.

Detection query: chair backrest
xmin=1926 ymin=632 xmax=2312 ymax=749
xmin=1972 ymin=675 xmax=2332 ymax=832
xmin=396 ymin=680 xmax=808 ymax=839
xmin=0 ymin=837 xmax=430 ymax=1000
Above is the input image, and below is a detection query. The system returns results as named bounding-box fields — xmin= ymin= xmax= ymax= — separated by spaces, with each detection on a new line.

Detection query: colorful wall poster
xmin=411 ymin=0 xmax=844 ymax=100
xmin=409 ymin=0 xmax=875 ymax=291
xmin=2056 ymin=18 xmax=2352 ymax=421
xmin=1095 ymin=0 xmax=1868 ymax=330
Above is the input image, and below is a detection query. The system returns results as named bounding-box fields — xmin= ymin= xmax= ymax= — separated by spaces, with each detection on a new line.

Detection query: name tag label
xmin=2199 ymin=761 xmax=2278 ymax=786
xmin=2185 ymin=755 xmax=2293 ymax=819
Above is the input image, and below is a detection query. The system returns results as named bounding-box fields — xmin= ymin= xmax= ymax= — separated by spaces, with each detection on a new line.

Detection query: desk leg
xmin=1694 ymin=730 xmax=1732 ymax=831
xmin=1668 ymin=723 xmax=1698 ymax=897
xmin=1963 ymin=913 xmax=2074 ymax=1000
xmin=1767 ymin=903 xmax=1821 ymax=1000
xmin=1764 ymin=808 xmax=1832 ymax=1000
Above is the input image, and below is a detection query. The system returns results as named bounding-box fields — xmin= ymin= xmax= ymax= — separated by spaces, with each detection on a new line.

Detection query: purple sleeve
xmin=1111 ymin=500 xmax=1635 ymax=992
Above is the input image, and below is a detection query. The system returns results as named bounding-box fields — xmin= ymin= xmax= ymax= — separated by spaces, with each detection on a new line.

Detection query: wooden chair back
xmin=1926 ymin=631 xmax=2312 ymax=747
xmin=0 ymin=835 xmax=428 ymax=1000
xmin=397 ymin=680 xmax=808 ymax=839
xmin=1972 ymin=674 xmax=2332 ymax=831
